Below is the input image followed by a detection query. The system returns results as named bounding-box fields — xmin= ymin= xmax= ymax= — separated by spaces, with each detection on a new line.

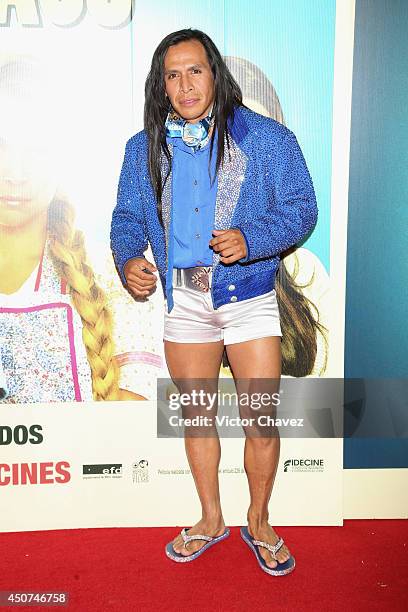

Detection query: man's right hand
xmin=124 ymin=258 xmax=158 ymax=298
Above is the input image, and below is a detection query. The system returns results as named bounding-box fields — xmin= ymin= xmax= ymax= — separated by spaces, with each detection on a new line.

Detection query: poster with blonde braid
xmin=0 ymin=0 xmax=347 ymax=532
xmin=0 ymin=54 xmax=165 ymax=403
xmin=47 ymin=199 xmax=121 ymax=401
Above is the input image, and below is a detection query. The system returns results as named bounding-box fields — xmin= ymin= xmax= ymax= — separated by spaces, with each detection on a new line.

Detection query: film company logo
xmin=132 ymin=460 xmax=149 ymax=484
xmin=283 ymin=458 xmax=324 ymax=473
xmin=82 ymin=464 xmax=123 ymax=479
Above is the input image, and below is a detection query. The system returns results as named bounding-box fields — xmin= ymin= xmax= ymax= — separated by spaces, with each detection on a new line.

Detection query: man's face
xmin=164 ymin=39 xmax=215 ymax=123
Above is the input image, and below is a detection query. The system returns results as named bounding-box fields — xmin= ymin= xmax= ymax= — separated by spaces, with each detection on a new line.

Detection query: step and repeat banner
xmin=0 ymin=0 xmax=351 ymax=531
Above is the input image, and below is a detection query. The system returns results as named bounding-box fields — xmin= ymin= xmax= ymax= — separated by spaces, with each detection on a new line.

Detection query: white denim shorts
xmin=164 ymin=286 xmax=282 ymax=345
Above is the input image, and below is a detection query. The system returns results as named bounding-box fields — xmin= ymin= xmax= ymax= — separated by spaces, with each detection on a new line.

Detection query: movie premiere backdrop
xmin=0 ymin=0 xmax=352 ymax=531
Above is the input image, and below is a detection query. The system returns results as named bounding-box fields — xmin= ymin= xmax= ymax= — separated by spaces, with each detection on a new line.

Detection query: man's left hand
xmin=209 ymin=229 xmax=247 ymax=264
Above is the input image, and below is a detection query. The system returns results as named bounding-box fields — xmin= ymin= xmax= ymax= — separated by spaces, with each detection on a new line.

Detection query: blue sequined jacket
xmin=110 ymin=106 xmax=318 ymax=313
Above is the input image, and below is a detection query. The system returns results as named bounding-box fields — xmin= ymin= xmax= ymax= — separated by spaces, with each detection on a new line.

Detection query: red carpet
xmin=1 ymin=520 xmax=407 ymax=611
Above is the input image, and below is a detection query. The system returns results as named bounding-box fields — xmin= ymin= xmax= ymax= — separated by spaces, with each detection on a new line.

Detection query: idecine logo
xmin=0 ymin=462 xmax=71 ymax=485
xmin=0 ymin=0 xmax=134 ymax=29
xmin=283 ymin=459 xmax=324 ymax=473
xmin=0 ymin=425 xmax=43 ymax=445
xmin=82 ymin=464 xmax=123 ymax=479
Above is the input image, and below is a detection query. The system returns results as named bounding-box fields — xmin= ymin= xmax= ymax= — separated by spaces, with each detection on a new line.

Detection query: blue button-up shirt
xmin=168 ymin=133 xmax=218 ymax=268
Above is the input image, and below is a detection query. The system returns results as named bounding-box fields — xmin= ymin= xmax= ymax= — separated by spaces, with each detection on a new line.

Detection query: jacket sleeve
xmin=236 ymin=130 xmax=318 ymax=263
xmin=110 ymin=139 xmax=148 ymax=284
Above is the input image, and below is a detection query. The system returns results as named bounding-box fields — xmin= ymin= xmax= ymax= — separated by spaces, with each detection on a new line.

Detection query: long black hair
xmin=144 ymin=28 xmax=243 ymax=224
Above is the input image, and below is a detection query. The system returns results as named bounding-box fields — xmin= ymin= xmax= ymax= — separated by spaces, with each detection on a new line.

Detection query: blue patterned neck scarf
xmin=165 ymin=108 xmax=215 ymax=151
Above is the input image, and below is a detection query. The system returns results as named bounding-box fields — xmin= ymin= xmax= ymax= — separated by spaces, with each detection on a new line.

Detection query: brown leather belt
xmin=172 ymin=266 xmax=212 ymax=293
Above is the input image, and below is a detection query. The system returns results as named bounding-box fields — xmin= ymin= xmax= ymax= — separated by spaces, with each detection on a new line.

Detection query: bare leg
xmin=164 ymin=339 xmax=225 ymax=556
xmin=226 ymin=337 xmax=291 ymax=569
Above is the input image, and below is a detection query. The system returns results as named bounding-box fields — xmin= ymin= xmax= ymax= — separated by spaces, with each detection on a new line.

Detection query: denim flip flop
xmin=165 ymin=527 xmax=230 ymax=562
xmin=240 ymin=526 xmax=295 ymax=576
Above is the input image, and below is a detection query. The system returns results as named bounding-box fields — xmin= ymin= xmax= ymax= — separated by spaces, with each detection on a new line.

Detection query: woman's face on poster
xmin=0 ymin=93 xmax=58 ymax=229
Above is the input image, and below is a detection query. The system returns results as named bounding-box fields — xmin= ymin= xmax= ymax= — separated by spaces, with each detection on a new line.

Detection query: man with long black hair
xmin=111 ymin=29 xmax=318 ymax=576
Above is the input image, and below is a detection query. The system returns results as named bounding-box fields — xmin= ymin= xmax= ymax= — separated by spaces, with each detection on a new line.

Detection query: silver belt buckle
xmin=184 ymin=266 xmax=212 ymax=292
